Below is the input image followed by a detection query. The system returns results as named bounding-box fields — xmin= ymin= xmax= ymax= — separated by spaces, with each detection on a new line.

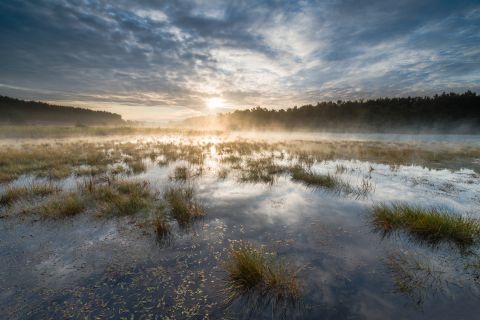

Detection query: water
xmin=1 ymin=134 xmax=480 ymax=319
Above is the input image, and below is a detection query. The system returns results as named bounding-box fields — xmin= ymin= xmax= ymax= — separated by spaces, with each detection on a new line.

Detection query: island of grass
xmin=372 ymin=203 xmax=480 ymax=248
xmin=223 ymin=241 xmax=300 ymax=310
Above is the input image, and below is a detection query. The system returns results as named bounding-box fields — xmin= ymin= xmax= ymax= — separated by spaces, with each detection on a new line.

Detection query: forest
xmin=183 ymin=91 xmax=480 ymax=133
xmin=0 ymin=96 xmax=123 ymax=125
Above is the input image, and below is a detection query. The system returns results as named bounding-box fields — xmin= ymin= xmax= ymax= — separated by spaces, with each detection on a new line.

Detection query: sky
xmin=0 ymin=0 xmax=479 ymax=123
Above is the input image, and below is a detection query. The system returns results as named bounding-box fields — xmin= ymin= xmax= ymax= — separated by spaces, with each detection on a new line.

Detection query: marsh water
xmin=1 ymin=132 xmax=480 ymax=319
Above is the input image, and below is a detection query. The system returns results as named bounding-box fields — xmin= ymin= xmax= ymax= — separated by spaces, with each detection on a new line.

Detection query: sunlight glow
xmin=207 ymin=97 xmax=224 ymax=109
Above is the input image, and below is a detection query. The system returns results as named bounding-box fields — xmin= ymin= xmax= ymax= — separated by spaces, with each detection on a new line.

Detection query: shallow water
xmin=1 ymin=135 xmax=480 ymax=319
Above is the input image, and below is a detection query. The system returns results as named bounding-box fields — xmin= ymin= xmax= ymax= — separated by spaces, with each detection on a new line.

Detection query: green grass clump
xmin=40 ymin=192 xmax=85 ymax=218
xmin=96 ymin=180 xmax=155 ymax=217
xmin=372 ymin=203 xmax=480 ymax=248
xmin=0 ymin=183 xmax=60 ymax=207
xmin=239 ymin=157 xmax=286 ymax=184
xmin=164 ymin=186 xmax=204 ymax=226
xmin=290 ymin=166 xmax=353 ymax=193
xmin=223 ymin=242 xmax=300 ymax=306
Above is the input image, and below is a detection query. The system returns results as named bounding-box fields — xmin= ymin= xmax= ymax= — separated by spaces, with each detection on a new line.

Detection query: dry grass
xmin=0 ymin=182 xmax=60 ymax=207
xmin=40 ymin=192 xmax=85 ymax=219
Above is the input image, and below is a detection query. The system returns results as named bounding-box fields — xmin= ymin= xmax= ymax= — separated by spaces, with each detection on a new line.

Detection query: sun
xmin=207 ymin=97 xmax=224 ymax=109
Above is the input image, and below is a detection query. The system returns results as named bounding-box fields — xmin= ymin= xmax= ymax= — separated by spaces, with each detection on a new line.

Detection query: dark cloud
xmin=0 ymin=0 xmax=479 ymax=120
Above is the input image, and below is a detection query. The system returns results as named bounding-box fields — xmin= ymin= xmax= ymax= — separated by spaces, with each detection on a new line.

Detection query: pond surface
xmin=1 ymin=133 xmax=480 ymax=319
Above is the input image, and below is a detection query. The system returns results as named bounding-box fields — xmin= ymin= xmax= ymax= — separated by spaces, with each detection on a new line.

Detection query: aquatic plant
xmin=223 ymin=241 xmax=300 ymax=307
xmin=171 ymin=165 xmax=190 ymax=181
xmin=0 ymin=182 xmax=60 ymax=207
xmin=355 ymin=177 xmax=375 ymax=198
xmin=125 ymin=157 xmax=146 ymax=174
xmin=218 ymin=167 xmax=229 ymax=179
xmin=164 ymin=186 xmax=204 ymax=226
xmin=152 ymin=206 xmax=172 ymax=241
xmin=40 ymin=192 xmax=85 ymax=218
xmin=335 ymin=164 xmax=348 ymax=174
xmin=239 ymin=157 xmax=286 ymax=184
xmin=290 ymin=166 xmax=353 ymax=193
xmin=372 ymin=203 xmax=480 ymax=248
xmin=386 ymin=253 xmax=445 ymax=306
xmin=95 ymin=180 xmax=155 ymax=217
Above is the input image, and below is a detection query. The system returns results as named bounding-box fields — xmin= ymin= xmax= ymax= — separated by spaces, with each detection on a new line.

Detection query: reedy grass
xmin=125 ymin=157 xmax=146 ymax=174
xmin=95 ymin=180 xmax=155 ymax=217
xmin=40 ymin=192 xmax=85 ymax=218
xmin=239 ymin=157 xmax=286 ymax=184
xmin=0 ymin=182 xmax=60 ymax=207
xmin=218 ymin=167 xmax=229 ymax=179
xmin=171 ymin=165 xmax=190 ymax=181
xmin=164 ymin=186 xmax=204 ymax=226
xmin=223 ymin=242 xmax=300 ymax=308
xmin=152 ymin=207 xmax=172 ymax=242
xmin=372 ymin=203 xmax=480 ymax=248
xmin=290 ymin=166 xmax=353 ymax=193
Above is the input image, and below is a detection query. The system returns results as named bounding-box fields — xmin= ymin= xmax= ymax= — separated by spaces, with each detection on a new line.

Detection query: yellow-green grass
xmin=223 ymin=242 xmax=300 ymax=306
xmin=0 ymin=182 xmax=60 ymax=207
xmin=0 ymin=143 xmax=118 ymax=182
xmin=239 ymin=157 xmax=286 ymax=184
xmin=290 ymin=166 xmax=353 ymax=193
xmin=372 ymin=203 xmax=480 ymax=248
xmin=94 ymin=180 xmax=155 ymax=217
xmin=125 ymin=157 xmax=147 ymax=174
xmin=40 ymin=192 xmax=85 ymax=219
xmin=164 ymin=186 xmax=204 ymax=226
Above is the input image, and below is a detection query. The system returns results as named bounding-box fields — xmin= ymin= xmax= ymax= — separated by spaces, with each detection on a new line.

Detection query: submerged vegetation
xmin=372 ymin=203 xmax=480 ymax=248
xmin=386 ymin=252 xmax=445 ymax=306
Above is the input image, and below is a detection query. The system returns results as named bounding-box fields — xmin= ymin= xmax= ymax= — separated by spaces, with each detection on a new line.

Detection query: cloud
xmin=0 ymin=0 xmax=479 ymax=121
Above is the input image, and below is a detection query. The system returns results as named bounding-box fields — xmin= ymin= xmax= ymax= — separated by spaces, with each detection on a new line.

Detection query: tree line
xmin=182 ymin=91 xmax=480 ymax=133
xmin=0 ymin=96 xmax=123 ymax=125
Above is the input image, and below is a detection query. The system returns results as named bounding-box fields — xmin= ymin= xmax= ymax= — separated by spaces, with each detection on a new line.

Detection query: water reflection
xmin=1 ymin=136 xmax=480 ymax=319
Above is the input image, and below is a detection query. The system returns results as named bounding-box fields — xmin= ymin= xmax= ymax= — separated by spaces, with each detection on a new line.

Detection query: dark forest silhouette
xmin=183 ymin=91 xmax=480 ymax=133
xmin=0 ymin=96 xmax=123 ymax=125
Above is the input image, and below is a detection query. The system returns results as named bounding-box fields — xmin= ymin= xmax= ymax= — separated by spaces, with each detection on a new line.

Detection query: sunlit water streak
xmin=0 ymin=134 xmax=480 ymax=319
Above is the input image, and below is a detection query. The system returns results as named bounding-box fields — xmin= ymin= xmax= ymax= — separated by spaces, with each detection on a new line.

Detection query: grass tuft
xmin=164 ymin=186 xmax=204 ymax=226
xmin=372 ymin=203 xmax=480 ymax=248
xmin=153 ymin=213 xmax=171 ymax=241
xmin=0 ymin=182 xmax=60 ymax=207
xmin=290 ymin=166 xmax=353 ymax=193
xmin=170 ymin=165 xmax=190 ymax=181
xmin=223 ymin=241 xmax=300 ymax=307
xmin=40 ymin=192 xmax=85 ymax=218
xmin=94 ymin=180 xmax=155 ymax=217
